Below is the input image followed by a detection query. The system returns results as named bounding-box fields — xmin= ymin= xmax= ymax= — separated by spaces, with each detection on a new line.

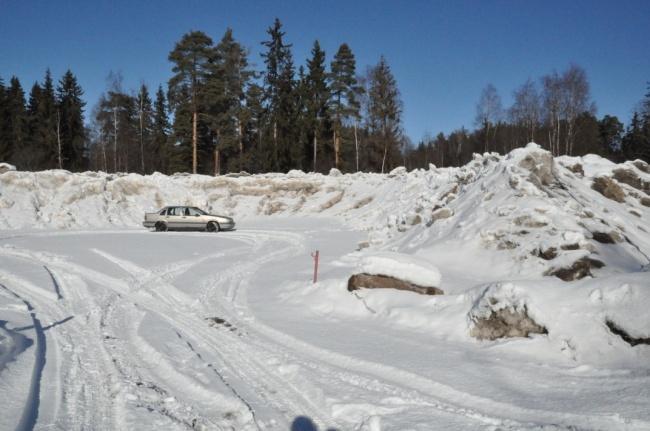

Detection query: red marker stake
xmin=311 ymin=250 xmax=319 ymax=284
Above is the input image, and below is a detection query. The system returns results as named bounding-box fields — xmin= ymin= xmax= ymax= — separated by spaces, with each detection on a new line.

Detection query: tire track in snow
xmin=0 ymin=249 xmax=127 ymax=431
xmin=43 ymin=266 xmax=63 ymax=300
xmin=173 ymin=330 xmax=262 ymax=430
xmin=89 ymin=237 xmax=337 ymax=429
xmin=0 ymin=282 xmax=46 ymax=431
xmin=209 ymin=229 xmax=649 ymax=430
xmin=187 ymin=230 xmax=524 ymax=429
xmin=4 ymin=231 xmax=644 ymax=430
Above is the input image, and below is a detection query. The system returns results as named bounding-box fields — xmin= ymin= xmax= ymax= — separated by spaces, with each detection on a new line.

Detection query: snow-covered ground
xmin=1 ymin=144 xmax=649 ymax=430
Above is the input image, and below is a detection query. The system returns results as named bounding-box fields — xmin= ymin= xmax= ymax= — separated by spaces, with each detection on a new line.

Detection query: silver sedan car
xmin=143 ymin=206 xmax=235 ymax=232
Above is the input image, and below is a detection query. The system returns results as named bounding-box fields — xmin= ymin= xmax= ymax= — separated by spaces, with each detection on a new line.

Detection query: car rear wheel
xmin=206 ymin=221 xmax=220 ymax=233
xmin=155 ymin=221 xmax=167 ymax=232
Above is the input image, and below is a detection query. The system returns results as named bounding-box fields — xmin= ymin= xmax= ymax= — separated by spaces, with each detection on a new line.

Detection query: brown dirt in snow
xmin=347 ymin=273 xmax=443 ymax=296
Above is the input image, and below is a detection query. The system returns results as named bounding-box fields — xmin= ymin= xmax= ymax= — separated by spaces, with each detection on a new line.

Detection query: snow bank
xmin=359 ymin=252 xmax=441 ymax=287
xmin=2 ymin=145 xmax=650 ymax=360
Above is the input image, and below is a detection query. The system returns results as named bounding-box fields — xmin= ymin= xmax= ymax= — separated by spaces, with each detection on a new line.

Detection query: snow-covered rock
xmin=358 ymin=252 xmax=442 ymax=288
xmin=0 ymin=162 xmax=16 ymax=174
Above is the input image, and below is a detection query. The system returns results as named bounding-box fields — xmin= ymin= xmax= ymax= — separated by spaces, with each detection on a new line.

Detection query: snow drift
xmin=2 ymin=143 xmax=650 ymax=366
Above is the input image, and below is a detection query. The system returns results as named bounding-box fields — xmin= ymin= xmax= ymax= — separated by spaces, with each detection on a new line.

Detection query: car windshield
xmin=188 ymin=207 xmax=206 ymax=216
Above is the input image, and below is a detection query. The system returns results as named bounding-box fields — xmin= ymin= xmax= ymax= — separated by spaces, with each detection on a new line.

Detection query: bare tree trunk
xmin=192 ymin=111 xmax=198 ymax=174
xmin=56 ymin=110 xmax=62 ymax=169
xmin=354 ymin=122 xmax=359 ymax=172
xmin=556 ymin=117 xmax=561 ymax=156
xmin=214 ymin=130 xmax=220 ymax=176
xmin=333 ymin=128 xmax=340 ymax=169
xmin=101 ymin=134 xmax=107 ymax=172
xmin=258 ymin=127 xmax=262 ymax=171
xmin=273 ymin=121 xmax=278 ymax=170
xmin=566 ymin=121 xmax=574 ymax=156
xmin=139 ymin=97 xmax=145 ymax=174
xmin=237 ymin=118 xmax=243 ymax=172
xmin=381 ymin=136 xmax=388 ymax=174
xmin=530 ymin=121 xmax=535 ymax=143
xmin=483 ymin=121 xmax=490 ymax=153
xmin=312 ymin=133 xmax=318 ymax=172
xmin=113 ymin=108 xmax=118 ymax=172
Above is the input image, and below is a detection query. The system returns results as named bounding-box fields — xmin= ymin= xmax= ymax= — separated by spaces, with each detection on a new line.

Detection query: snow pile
xmin=1 ymin=144 xmax=649 ymax=365
xmin=276 ymin=143 xmax=650 ymax=366
xmin=358 ymin=252 xmax=441 ymax=287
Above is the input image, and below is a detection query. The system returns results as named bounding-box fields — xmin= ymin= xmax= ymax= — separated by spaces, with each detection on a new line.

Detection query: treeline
xmin=406 ymin=66 xmax=650 ymax=169
xmin=0 ymin=70 xmax=86 ymax=170
xmin=1 ymin=19 xmax=649 ymax=174
xmin=87 ymin=19 xmax=404 ymax=175
xmin=0 ymin=19 xmax=404 ymax=175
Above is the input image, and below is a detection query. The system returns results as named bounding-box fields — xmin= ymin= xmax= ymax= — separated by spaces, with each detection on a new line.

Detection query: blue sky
xmin=1 ymin=0 xmax=649 ymax=140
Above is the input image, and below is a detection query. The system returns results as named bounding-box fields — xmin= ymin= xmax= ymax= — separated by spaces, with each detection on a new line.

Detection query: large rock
xmin=431 ymin=207 xmax=453 ymax=222
xmin=591 ymin=231 xmax=623 ymax=244
xmin=0 ymin=162 xmax=16 ymax=174
xmin=612 ymin=168 xmax=650 ymax=193
xmin=470 ymin=307 xmax=547 ymax=340
xmin=518 ymin=150 xmax=555 ymax=187
xmin=547 ymin=256 xmax=605 ymax=281
xmin=592 ymin=176 xmax=626 ymax=203
xmin=347 ymin=273 xmax=443 ymax=296
xmin=633 ymin=160 xmax=650 ymax=174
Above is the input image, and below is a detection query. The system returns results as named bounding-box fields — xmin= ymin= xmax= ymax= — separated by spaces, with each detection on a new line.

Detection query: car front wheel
xmin=206 ymin=221 xmax=220 ymax=233
xmin=155 ymin=221 xmax=168 ymax=232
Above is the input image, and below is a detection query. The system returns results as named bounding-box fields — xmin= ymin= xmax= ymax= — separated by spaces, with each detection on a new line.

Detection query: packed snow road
xmin=0 ymin=218 xmax=649 ymax=430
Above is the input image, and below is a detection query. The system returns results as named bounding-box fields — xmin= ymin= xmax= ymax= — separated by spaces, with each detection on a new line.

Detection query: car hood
xmin=209 ymin=214 xmax=234 ymax=222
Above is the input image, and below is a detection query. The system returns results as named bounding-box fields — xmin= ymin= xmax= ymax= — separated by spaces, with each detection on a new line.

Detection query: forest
xmin=1 ymin=18 xmax=649 ymax=175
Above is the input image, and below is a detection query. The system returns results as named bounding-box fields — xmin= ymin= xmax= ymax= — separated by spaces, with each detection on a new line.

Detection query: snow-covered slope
xmin=1 ymin=144 xmax=650 ymax=429
xmin=2 ymin=144 xmax=649 ymax=274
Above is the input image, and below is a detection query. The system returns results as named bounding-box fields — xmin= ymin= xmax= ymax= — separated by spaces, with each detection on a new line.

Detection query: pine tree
xmin=294 ymin=66 xmax=310 ymax=171
xmin=57 ymin=70 xmax=86 ymax=171
xmin=136 ymin=84 xmax=154 ymax=173
xmin=277 ymin=47 xmax=297 ymax=171
xmin=40 ymin=70 xmax=58 ymax=168
xmin=622 ymin=112 xmax=645 ymax=161
xmin=3 ymin=77 xmax=27 ymax=166
xmin=208 ymin=28 xmax=255 ymax=174
xmin=598 ymin=115 xmax=623 ymax=155
xmin=330 ymin=43 xmax=362 ymax=171
xmin=0 ymin=76 xmax=7 ymax=161
xmin=168 ymin=31 xmax=214 ymax=174
xmin=152 ymin=85 xmax=173 ymax=173
xmin=366 ymin=56 xmax=403 ymax=173
xmin=23 ymin=81 xmax=44 ymax=169
xmin=261 ymin=18 xmax=296 ymax=172
xmin=243 ymin=82 xmax=264 ymax=172
xmin=304 ymin=40 xmax=330 ymax=172
xmin=23 ymin=70 xmax=58 ymax=170
xmin=641 ymin=82 xmax=650 ymax=161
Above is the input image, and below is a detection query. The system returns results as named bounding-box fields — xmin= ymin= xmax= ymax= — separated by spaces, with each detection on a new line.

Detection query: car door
xmin=186 ymin=207 xmax=205 ymax=229
xmin=166 ymin=207 xmax=185 ymax=229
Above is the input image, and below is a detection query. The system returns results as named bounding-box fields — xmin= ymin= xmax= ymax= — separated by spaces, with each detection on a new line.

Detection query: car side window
xmin=159 ymin=208 xmax=167 ymax=215
xmin=188 ymin=207 xmax=201 ymax=216
xmin=168 ymin=207 xmax=179 ymax=216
